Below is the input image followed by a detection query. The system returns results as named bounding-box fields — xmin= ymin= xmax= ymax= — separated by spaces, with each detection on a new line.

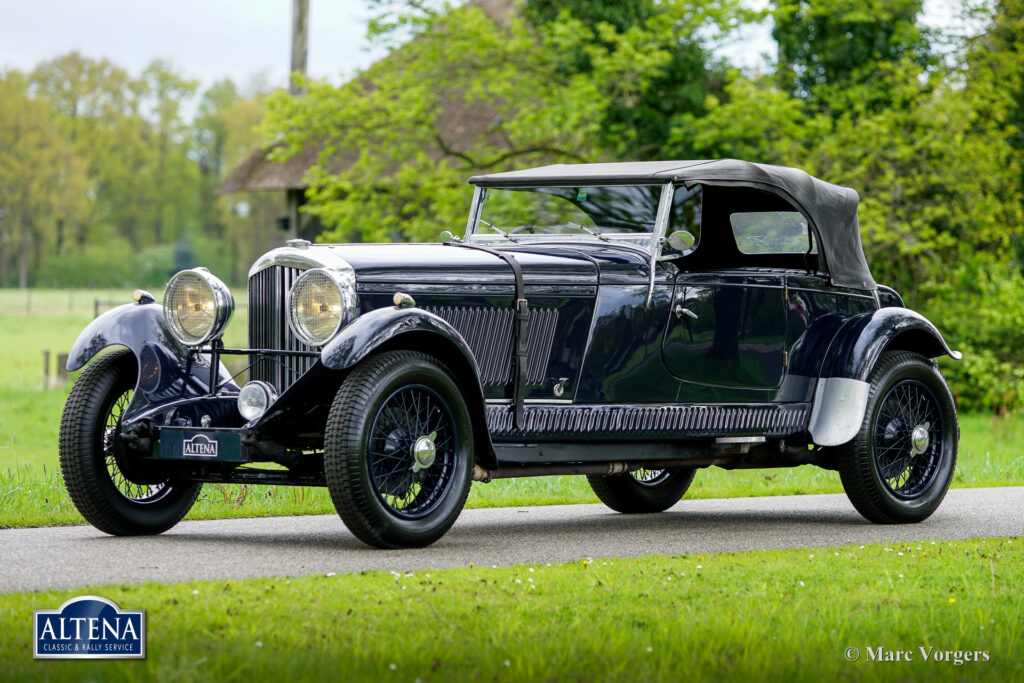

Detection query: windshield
xmin=468 ymin=184 xmax=664 ymax=249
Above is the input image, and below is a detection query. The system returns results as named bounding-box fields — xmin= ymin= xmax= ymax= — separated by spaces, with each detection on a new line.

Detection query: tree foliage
xmin=0 ymin=55 xmax=278 ymax=288
xmin=262 ymin=0 xmax=1024 ymax=411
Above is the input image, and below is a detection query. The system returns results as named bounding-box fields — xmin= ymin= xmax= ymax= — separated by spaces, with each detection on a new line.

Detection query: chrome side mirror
xmin=667 ymin=230 xmax=696 ymax=253
xmin=439 ymin=230 xmax=461 ymax=244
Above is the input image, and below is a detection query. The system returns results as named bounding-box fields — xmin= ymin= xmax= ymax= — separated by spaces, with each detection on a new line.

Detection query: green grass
xmin=2 ymin=288 xmax=1023 ymax=529
xmin=1 ymin=537 xmax=1020 ymax=681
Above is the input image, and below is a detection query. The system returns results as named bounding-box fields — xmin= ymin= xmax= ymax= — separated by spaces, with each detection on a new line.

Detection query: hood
xmin=326 ymin=242 xmax=601 ymax=286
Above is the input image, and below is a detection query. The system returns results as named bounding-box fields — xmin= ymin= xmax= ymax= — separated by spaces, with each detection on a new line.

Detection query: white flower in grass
xmin=696 ymin=565 xmax=702 ymax=570
xmin=834 ymin=552 xmax=839 ymax=557
xmin=326 ymin=572 xmax=336 ymax=577
xmin=192 ymin=590 xmax=199 ymax=595
xmin=646 ymin=646 xmax=653 ymax=653
xmin=899 ymin=574 xmax=904 ymax=579
xmin=503 ymin=660 xmax=511 ymax=667
xmin=898 ymin=552 xmax=904 ymax=557
xmin=528 ymin=568 xmax=534 ymax=573
xmin=389 ymin=663 xmax=397 ymax=670
xmin=515 ymin=579 xmax=522 ymax=584
xmin=255 ymin=641 xmax=263 ymax=648
xmin=799 ymin=581 xmax=805 ymax=587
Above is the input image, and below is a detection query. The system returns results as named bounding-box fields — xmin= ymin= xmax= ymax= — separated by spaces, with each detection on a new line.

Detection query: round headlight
xmin=287 ymin=268 xmax=357 ymax=346
xmin=237 ymin=381 xmax=278 ymax=421
xmin=163 ymin=268 xmax=234 ymax=346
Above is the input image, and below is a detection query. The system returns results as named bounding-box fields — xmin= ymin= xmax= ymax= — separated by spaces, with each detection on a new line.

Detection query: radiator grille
xmin=247 ymin=266 xmax=317 ymax=393
xmin=425 ymin=306 xmax=558 ymax=387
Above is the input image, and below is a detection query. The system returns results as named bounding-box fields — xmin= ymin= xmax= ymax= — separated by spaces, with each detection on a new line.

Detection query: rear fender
xmin=809 ymin=307 xmax=961 ymax=447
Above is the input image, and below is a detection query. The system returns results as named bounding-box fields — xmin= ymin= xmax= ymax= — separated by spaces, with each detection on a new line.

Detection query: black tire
xmin=835 ymin=351 xmax=958 ymax=523
xmin=324 ymin=351 xmax=474 ymax=548
xmin=58 ymin=349 xmax=201 ymax=535
xmin=587 ymin=467 xmax=696 ymax=513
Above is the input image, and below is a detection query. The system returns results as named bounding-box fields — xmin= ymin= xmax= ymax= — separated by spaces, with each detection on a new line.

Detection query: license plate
xmin=157 ymin=428 xmax=247 ymax=462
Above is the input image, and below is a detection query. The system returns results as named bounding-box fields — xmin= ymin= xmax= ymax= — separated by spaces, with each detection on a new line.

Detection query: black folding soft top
xmin=470 ymin=159 xmax=875 ymax=291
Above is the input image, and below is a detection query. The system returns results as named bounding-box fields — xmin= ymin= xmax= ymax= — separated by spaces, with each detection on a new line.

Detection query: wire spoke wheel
xmin=630 ymin=468 xmax=672 ymax=487
xmin=872 ymin=379 xmax=943 ymax=499
xmin=367 ymin=385 xmax=457 ymax=519
xmin=588 ymin=466 xmax=696 ymax=513
xmin=101 ymin=388 xmax=170 ymax=504
xmin=835 ymin=351 xmax=957 ymax=524
xmin=59 ymin=349 xmax=201 ymax=536
xmin=324 ymin=351 xmax=474 ymax=548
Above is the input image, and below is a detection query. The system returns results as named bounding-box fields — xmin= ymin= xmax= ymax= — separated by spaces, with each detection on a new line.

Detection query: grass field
xmin=2 ymin=289 xmax=1023 ymax=529
xmin=1 ymin=536 xmax=1020 ymax=681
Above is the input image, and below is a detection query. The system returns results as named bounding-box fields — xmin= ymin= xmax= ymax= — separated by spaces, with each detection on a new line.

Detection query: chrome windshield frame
xmin=646 ymin=182 xmax=674 ymax=306
xmin=464 ymin=183 xmax=666 ymax=249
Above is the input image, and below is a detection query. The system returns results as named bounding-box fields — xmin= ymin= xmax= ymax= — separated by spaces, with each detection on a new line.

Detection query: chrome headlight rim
xmin=162 ymin=268 xmax=234 ymax=347
xmin=286 ymin=267 xmax=357 ymax=347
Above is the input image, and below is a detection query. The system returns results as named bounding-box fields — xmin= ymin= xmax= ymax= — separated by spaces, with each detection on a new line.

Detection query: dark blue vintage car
xmin=60 ymin=160 xmax=961 ymax=548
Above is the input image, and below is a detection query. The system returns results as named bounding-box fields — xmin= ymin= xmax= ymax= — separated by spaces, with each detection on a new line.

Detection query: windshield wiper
xmin=569 ymin=222 xmax=608 ymax=241
xmin=479 ymin=218 xmax=518 ymax=242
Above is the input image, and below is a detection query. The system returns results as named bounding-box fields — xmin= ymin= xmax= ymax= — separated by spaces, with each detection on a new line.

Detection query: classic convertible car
xmin=60 ymin=160 xmax=961 ymax=548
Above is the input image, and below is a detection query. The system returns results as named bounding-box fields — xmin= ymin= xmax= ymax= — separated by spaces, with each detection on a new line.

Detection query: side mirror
xmin=439 ymin=230 xmax=461 ymax=244
xmin=667 ymin=230 xmax=696 ymax=253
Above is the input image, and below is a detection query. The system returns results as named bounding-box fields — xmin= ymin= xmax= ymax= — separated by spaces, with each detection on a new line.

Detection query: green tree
xmin=0 ymin=71 xmax=89 ymax=287
xmin=772 ymin=0 xmax=934 ymax=112
xmin=141 ymin=59 xmax=199 ymax=245
xmin=264 ymin=0 xmax=744 ymax=241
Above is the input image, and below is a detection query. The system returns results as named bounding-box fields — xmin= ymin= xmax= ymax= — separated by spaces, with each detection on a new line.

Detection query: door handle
xmin=674 ymin=305 xmax=698 ymax=320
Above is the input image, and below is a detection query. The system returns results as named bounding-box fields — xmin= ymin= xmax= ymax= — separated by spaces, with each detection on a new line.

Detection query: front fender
xmin=809 ymin=307 xmax=961 ymax=447
xmin=67 ymin=302 xmax=238 ymax=421
xmin=320 ymin=306 xmax=495 ymax=465
xmin=68 ymin=303 xmax=183 ymax=372
xmin=322 ymin=306 xmax=482 ymax=378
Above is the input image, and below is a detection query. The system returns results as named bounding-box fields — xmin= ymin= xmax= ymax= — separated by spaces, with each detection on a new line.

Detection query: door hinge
xmin=782 ymin=351 xmax=789 ymax=367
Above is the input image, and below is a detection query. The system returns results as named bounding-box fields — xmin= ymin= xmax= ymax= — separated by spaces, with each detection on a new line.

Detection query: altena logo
xmin=183 ymin=433 xmax=218 ymax=457
xmin=34 ymin=596 xmax=145 ymax=659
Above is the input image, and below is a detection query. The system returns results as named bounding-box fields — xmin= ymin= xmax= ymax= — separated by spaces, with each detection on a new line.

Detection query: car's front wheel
xmin=324 ymin=351 xmax=474 ymax=548
xmin=59 ymin=349 xmax=202 ymax=535
xmin=835 ymin=351 xmax=958 ymax=523
xmin=587 ymin=467 xmax=696 ymax=513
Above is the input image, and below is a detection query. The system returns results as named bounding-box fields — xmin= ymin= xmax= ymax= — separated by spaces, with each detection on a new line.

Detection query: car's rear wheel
xmin=59 ymin=349 xmax=201 ymax=535
xmin=324 ymin=351 xmax=474 ymax=548
xmin=587 ymin=467 xmax=696 ymax=513
xmin=835 ymin=351 xmax=958 ymax=523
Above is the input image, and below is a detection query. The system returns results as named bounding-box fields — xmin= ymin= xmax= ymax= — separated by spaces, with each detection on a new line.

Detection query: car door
xmin=661 ymin=272 xmax=787 ymax=390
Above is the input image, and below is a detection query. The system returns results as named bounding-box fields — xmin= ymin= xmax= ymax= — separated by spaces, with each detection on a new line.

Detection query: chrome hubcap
xmin=411 ymin=431 xmax=437 ymax=473
xmin=909 ymin=422 xmax=931 ymax=456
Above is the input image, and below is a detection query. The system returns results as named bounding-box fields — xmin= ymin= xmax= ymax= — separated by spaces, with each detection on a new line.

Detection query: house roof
xmin=218 ymin=0 xmax=518 ymax=196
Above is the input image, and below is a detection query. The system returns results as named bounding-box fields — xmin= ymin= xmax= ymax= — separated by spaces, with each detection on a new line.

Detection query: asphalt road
xmin=2 ymin=486 xmax=1022 ymax=593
